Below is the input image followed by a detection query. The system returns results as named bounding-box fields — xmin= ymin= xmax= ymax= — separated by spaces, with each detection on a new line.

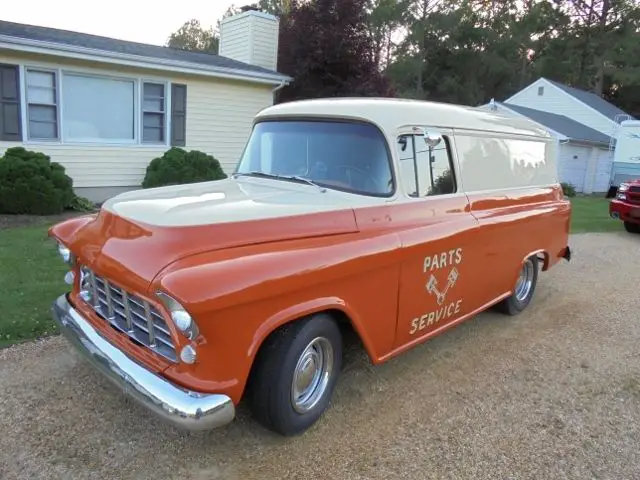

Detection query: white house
xmin=0 ymin=10 xmax=292 ymax=203
xmin=504 ymin=77 xmax=634 ymax=139
xmin=479 ymin=78 xmax=636 ymax=194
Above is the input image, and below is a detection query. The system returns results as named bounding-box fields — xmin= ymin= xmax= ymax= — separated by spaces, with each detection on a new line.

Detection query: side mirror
xmin=423 ymin=131 xmax=442 ymax=148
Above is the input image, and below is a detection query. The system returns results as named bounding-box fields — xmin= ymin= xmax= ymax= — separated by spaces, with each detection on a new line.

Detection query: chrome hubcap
xmin=514 ymin=259 xmax=535 ymax=302
xmin=291 ymin=337 xmax=334 ymax=413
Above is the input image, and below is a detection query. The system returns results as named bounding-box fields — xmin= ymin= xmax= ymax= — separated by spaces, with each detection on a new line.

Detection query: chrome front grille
xmin=80 ymin=266 xmax=177 ymax=362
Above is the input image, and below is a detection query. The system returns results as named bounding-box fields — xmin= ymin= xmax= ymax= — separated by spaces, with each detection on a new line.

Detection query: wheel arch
xmin=241 ymin=298 xmax=375 ymax=401
xmin=534 ymin=249 xmax=550 ymax=271
xmin=509 ymin=249 xmax=545 ymax=293
xmin=247 ymin=297 xmax=376 ymax=362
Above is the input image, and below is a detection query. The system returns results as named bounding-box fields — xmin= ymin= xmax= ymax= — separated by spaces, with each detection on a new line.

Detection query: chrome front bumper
xmin=51 ymin=293 xmax=235 ymax=431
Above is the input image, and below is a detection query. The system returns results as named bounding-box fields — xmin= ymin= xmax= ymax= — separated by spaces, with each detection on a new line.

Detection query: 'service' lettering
xmin=409 ymin=299 xmax=463 ymax=335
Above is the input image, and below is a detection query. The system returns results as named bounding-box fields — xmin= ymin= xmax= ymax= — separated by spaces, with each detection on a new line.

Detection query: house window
xmin=538 ymin=86 xmax=544 ymax=96
xmin=26 ymin=69 xmax=58 ymax=140
xmin=142 ymin=82 xmax=165 ymax=143
xmin=62 ymin=73 xmax=135 ymax=142
xmin=20 ymin=67 xmax=187 ymax=145
xmin=396 ymin=132 xmax=456 ymax=197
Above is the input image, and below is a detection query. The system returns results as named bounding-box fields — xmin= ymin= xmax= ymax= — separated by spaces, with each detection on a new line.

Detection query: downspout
xmin=272 ymin=80 xmax=289 ymax=103
xmin=272 ymin=80 xmax=288 ymax=93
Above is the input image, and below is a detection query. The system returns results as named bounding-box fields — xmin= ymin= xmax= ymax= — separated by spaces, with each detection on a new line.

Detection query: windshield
xmin=235 ymin=120 xmax=395 ymax=196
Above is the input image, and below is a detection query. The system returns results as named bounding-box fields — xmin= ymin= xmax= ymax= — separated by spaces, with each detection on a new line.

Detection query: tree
xmin=167 ymin=7 xmax=240 ymax=54
xmin=367 ymin=0 xmax=407 ymax=71
xmin=551 ymin=0 xmax=640 ymax=95
xmin=167 ymin=19 xmax=218 ymax=53
xmin=256 ymin=0 xmax=295 ymax=15
xmin=276 ymin=0 xmax=395 ymax=102
xmin=164 ymin=0 xmax=640 ymax=114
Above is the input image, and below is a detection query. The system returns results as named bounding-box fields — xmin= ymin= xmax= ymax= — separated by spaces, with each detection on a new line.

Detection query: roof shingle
xmin=545 ymin=78 xmax=634 ymax=122
xmin=498 ymin=102 xmax=612 ymax=146
xmin=0 ymin=19 xmax=287 ymax=79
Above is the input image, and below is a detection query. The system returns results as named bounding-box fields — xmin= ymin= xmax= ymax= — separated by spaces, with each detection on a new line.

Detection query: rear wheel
xmin=248 ymin=313 xmax=343 ymax=436
xmin=624 ymin=221 xmax=640 ymax=234
xmin=495 ymin=255 xmax=539 ymax=316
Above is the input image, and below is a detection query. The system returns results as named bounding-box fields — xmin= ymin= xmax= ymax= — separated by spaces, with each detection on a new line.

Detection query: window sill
xmin=23 ymin=140 xmax=170 ymax=149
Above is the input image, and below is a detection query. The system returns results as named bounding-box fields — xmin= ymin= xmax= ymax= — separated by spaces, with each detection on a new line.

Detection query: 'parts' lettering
xmin=409 ymin=300 xmax=462 ymax=335
xmin=423 ymin=248 xmax=463 ymax=273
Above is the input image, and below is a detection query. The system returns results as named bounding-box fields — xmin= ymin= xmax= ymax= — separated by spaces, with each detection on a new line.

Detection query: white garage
xmin=593 ymin=149 xmax=614 ymax=193
xmin=477 ymin=102 xmax=613 ymax=193
xmin=558 ymin=144 xmax=590 ymax=190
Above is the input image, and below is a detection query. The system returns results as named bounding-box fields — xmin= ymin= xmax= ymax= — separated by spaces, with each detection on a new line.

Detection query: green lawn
xmin=569 ymin=195 xmax=623 ymax=234
xmin=0 ymin=195 xmax=624 ymax=347
xmin=0 ymin=222 xmax=68 ymax=347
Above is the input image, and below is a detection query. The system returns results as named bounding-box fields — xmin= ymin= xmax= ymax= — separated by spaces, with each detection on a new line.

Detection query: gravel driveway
xmin=2 ymin=232 xmax=640 ymax=480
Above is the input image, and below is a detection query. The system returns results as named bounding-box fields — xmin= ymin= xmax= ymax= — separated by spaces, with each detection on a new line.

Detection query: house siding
xmin=506 ymin=79 xmax=618 ymax=138
xmin=0 ymin=50 xmax=274 ymax=199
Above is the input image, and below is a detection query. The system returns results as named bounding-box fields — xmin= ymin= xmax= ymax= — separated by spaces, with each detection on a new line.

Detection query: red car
xmin=610 ymin=180 xmax=640 ymax=233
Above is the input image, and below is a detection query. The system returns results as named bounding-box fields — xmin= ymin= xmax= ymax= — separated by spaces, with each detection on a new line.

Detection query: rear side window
xmin=396 ymin=133 xmax=456 ymax=197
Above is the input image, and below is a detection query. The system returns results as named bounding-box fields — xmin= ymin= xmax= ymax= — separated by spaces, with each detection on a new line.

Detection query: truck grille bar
xmin=79 ymin=266 xmax=177 ymax=363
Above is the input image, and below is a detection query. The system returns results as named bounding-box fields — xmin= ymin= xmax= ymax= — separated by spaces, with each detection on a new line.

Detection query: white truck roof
xmin=256 ymin=97 xmax=553 ymax=140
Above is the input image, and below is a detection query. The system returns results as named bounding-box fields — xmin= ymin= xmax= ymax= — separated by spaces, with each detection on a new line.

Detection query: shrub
xmin=561 ymin=182 xmax=576 ymax=197
xmin=142 ymin=147 xmax=227 ymax=189
xmin=69 ymin=195 xmax=96 ymax=212
xmin=0 ymin=147 xmax=76 ymax=215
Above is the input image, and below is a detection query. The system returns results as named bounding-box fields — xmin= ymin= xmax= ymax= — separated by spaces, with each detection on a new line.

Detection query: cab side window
xmin=396 ymin=133 xmax=457 ymax=197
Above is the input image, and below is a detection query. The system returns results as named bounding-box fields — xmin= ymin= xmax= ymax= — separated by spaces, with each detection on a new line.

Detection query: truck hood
xmin=68 ymin=177 xmax=368 ymax=291
xmin=622 ymin=178 xmax=640 ymax=186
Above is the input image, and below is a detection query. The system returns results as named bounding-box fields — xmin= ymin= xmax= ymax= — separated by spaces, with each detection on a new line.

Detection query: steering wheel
xmin=334 ymin=165 xmax=381 ymax=193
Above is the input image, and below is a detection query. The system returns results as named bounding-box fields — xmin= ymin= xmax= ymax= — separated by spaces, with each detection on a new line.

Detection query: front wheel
xmin=495 ymin=255 xmax=539 ymax=316
xmin=624 ymin=221 xmax=640 ymax=234
xmin=247 ymin=313 xmax=343 ymax=436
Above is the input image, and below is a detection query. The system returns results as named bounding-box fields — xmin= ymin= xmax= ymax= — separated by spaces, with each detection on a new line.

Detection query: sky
xmin=2 ymin=0 xmax=238 ymax=46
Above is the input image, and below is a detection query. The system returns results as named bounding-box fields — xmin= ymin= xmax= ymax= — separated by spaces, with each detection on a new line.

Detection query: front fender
xmin=152 ymin=231 xmax=400 ymax=321
xmin=154 ymin=231 xmax=402 ymax=403
xmin=48 ymin=213 xmax=98 ymax=246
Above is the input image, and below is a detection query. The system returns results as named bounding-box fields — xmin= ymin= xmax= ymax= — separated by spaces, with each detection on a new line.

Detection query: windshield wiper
xmin=233 ymin=171 xmax=326 ymax=193
xmin=287 ymin=175 xmax=327 ymax=192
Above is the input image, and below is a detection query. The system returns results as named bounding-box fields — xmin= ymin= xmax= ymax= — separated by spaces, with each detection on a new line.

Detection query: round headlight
xmin=180 ymin=345 xmax=197 ymax=364
xmin=171 ymin=310 xmax=193 ymax=333
xmin=156 ymin=291 xmax=199 ymax=340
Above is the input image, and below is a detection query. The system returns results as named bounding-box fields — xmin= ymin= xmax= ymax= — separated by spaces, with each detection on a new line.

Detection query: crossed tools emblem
xmin=425 ymin=267 xmax=459 ymax=305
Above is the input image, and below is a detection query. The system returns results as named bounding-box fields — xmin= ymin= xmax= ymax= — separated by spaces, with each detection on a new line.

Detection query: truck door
xmin=391 ymin=127 xmax=485 ymax=349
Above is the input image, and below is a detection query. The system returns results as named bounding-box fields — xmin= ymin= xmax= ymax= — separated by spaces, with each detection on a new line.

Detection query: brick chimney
xmin=218 ymin=10 xmax=280 ymax=72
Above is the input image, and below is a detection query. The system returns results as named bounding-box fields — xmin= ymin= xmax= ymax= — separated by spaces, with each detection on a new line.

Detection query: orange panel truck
xmin=49 ymin=98 xmax=572 ymax=436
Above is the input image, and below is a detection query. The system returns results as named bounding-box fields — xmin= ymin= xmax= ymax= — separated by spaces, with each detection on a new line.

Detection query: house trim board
xmin=0 ymin=35 xmax=292 ymax=87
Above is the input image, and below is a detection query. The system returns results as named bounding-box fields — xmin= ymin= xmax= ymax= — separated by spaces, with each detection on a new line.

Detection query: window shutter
xmin=170 ymin=84 xmax=187 ymax=147
xmin=0 ymin=64 xmax=22 ymax=142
